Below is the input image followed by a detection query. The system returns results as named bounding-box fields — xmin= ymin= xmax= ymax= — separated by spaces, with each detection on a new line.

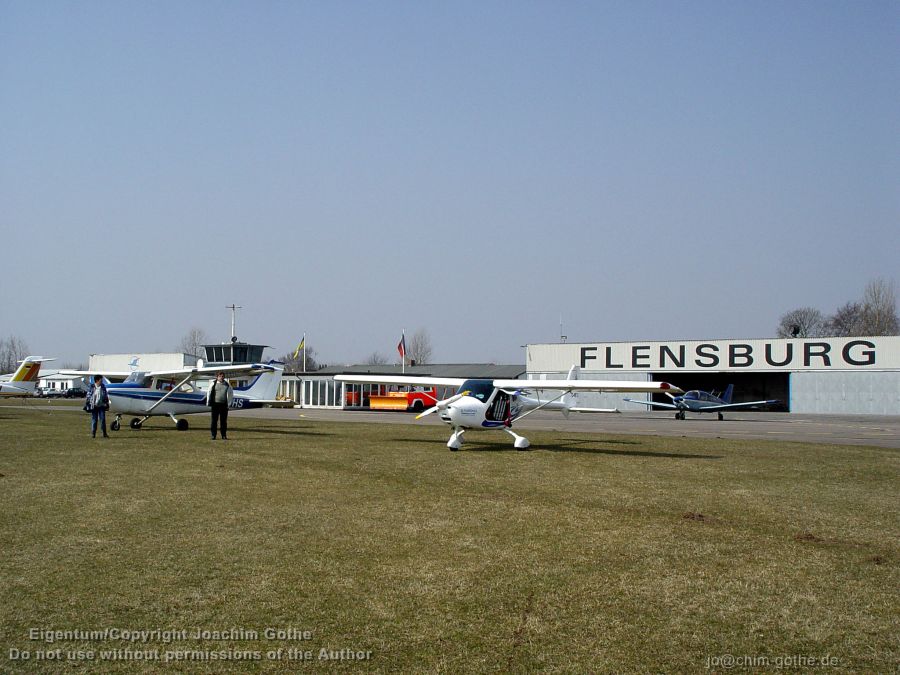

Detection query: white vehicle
xmin=65 ymin=361 xmax=284 ymax=431
xmin=335 ymin=367 xmax=682 ymax=450
xmin=0 ymin=356 xmax=55 ymax=397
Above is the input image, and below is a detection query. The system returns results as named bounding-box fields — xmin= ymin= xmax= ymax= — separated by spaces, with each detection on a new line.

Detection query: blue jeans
xmin=91 ymin=408 xmax=107 ymax=436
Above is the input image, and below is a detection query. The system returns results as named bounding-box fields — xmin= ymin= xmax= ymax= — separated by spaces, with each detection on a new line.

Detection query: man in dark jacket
xmin=85 ymin=375 xmax=110 ymax=438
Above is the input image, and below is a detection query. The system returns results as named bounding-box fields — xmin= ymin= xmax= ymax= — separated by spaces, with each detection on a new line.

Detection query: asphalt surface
xmin=241 ymin=407 xmax=900 ymax=449
xmin=7 ymin=402 xmax=899 ymax=448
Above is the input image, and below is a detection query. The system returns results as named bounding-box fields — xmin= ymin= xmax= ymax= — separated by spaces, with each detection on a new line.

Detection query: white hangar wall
xmin=526 ymin=336 xmax=900 ymax=415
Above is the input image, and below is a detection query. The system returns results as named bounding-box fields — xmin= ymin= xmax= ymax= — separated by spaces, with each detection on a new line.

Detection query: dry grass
xmin=0 ymin=402 xmax=897 ymax=672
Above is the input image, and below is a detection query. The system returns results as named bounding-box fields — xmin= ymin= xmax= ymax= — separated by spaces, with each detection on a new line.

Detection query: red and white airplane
xmin=335 ymin=367 xmax=682 ymax=450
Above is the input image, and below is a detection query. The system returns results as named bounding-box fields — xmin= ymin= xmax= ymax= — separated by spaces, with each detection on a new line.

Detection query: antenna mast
xmin=226 ymin=304 xmax=242 ymax=341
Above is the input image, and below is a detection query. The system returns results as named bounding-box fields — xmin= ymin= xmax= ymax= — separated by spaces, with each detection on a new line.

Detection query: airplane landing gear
xmin=717 ymin=412 xmax=724 ymax=421
xmin=504 ymin=427 xmax=530 ymax=450
xmin=675 ymin=411 xmax=686 ymax=420
xmin=130 ymin=417 xmax=143 ymax=429
xmin=110 ymin=416 xmax=121 ymax=431
xmin=447 ymin=429 xmax=465 ymax=451
xmin=175 ymin=418 xmax=189 ymax=431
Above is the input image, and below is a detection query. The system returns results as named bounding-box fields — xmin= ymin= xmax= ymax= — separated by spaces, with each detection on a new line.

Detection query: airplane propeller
xmin=415 ymin=391 xmax=470 ymax=419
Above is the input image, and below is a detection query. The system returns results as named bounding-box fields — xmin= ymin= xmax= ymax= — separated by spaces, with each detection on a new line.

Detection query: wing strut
xmin=145 ymin=372 xmax=198 ymax=414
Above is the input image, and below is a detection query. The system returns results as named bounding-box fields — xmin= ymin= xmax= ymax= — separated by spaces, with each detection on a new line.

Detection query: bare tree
xmin=406 ymin=328 xmax=433 ymax=365
xmin=0 ymin=335 xmax=30 ymax=373
xmin=859 ymin=277 xmax=899 ymax=335
xmin=776 ymin=308 xmax=826 ymax=338
xmin=179 ymin=328 xmax=209 ymax=358
xmin=364 ymin=351 xmax=388 ymax=365
xmin=825 ymin=302 xmax=864 ymax=337
xmin=279 ymin=344 xmax=318 ymax=372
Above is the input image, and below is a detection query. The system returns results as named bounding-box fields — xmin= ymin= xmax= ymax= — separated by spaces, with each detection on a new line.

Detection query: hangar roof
xmin=290 ymin=363 xmax=525 ymax=379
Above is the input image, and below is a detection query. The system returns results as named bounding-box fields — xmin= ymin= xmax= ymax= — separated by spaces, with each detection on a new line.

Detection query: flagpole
xmin=302 ymin=332 xmax=307 ymax=373
xmin=402 ymin=329 xmax=405 ymax=374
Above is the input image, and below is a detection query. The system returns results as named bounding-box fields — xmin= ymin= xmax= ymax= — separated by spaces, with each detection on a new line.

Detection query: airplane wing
xmin=59 ymin=370 xmax=132 ymax=378
xmin=693 ymin=399 xmax=781 ymax=412
xmin=494 ymin=380 xmax=683 ymax=394
xmin=145 ymin=363 xmax=278 ymax=379
xmin=622 ymin=397 xmax=679 ymax=410
xmin=333 ymin=374 xmax=467 ymax=388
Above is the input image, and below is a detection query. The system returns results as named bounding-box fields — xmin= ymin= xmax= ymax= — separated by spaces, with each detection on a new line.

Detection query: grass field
xmin=1 ymin=402 xmax=897 ymax=672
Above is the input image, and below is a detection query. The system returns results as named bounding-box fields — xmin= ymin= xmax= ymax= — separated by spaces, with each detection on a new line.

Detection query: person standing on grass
xmin=85 ymin=375 xmax=110 ymax=438
xmin=206 ymin=372 xmax=233 ymax=440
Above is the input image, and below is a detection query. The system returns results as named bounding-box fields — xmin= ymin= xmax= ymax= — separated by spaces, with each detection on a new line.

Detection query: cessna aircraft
xmin=624 ymin=384 xmax=780 ymax=420
xmin=334 ymin=367 xmax=682 ymax=450
xmin=67 ymin=361 xmax=284 ymax=431
xmin=0 ymin=356 xmax=55 ymax=397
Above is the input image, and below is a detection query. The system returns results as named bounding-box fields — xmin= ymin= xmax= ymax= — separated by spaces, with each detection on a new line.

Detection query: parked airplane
xmin=334 ymin=367 xmax=682 ymax=450
xmin=66 ymin=361 xmax=284 ymax=430
xmin=623 ymin=384 xmax=780 ymax=420
xmin=0 ymin=356 xmax=55 ymax=397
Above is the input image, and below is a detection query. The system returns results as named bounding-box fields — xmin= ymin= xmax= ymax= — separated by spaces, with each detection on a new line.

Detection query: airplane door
xmin=486 ymin=390 xmax=511 ymax=423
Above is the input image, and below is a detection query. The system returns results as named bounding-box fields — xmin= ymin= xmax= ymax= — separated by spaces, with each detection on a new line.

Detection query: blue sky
xmin=2 ymin=1 xmax=897 ymax=366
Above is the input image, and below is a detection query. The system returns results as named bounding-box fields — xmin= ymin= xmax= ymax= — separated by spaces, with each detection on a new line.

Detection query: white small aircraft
xmin=67 ymin=361 xmax=284 ymax=431
xmin=0 ymin=356 xmax=55 ymax=397
xmin=335 ymin=367 xmax=682 ymax=450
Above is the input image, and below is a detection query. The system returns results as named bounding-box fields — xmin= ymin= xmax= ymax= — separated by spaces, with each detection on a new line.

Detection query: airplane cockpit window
xmin=124 ymin=372 xmax=151 ymax=387
xmin=685 ymin=390 xmax=700 ymax=400
xmin=459 ymin=379 xmax=494 ymax=402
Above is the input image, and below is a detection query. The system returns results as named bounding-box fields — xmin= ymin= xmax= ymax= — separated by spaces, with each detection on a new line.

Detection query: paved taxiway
xmin=8 ymin=402 xmax=898 ymax=448
xmin=242 ymin=408 xmax=900 ymax=449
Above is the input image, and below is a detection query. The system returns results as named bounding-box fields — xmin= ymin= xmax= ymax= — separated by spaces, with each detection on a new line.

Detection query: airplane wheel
xmin=718 ymin=413 xmax=724 ymax=421
xmin=130 ymin=418 xmax=142 ymax=430
xmin=176 ymin=419 xmax=189 ymax=431
xmin=449 ymin=446 xmax=459 ymax=452
xmin=110 ymin=420 xmax=120 ymax=431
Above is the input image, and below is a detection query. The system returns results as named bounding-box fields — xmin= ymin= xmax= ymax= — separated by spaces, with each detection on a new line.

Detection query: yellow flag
xmin=293 ymin=338 xmax=305 ymax=359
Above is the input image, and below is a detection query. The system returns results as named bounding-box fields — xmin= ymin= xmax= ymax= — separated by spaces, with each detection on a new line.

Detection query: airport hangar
xmin=524 ymin=336 xmax=900 ymax=415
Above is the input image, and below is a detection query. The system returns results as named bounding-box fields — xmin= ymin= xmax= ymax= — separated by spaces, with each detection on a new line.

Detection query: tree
xmin=406 ymin=328 xmax=433 ymax=365
xmin=364 ymin=351 xmax=388 ymax=365
xmin=280 ymin=344 xmax=318 ymax=372
xmin=0 ymin=335 xmax=30 ymax=373
xmin=179 ymin=328 xmax=209 ymax=358
xmin=825 ymin=302 xmax=864 ymax=337
xmin=859 ymin=277 xmax=899 ymax=335
xmin=776 ymin=308 xmax=826 ymax=338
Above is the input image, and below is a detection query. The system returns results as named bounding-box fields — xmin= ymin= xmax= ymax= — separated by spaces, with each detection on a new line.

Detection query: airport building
xmin=280 ymin=364 xmax=526 ymax=409
xmin=525 ymin=336 xmax=900 ymax=415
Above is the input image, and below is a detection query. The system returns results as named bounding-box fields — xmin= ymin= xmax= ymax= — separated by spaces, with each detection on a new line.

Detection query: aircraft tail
xmin=10 ymin=356 xmax=51 ymax=382
xmin=722 ymin=384 xmax=734 ymax=404
xmin=234 ymin=361 xmax=285 ymax=401
xmin=560 ymin=365 xmax=580 ymax=417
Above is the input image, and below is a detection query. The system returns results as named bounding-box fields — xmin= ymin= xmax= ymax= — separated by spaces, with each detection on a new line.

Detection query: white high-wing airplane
xmin=0 ymin=356 xmax=55 ymax=397
xmin=66 ymin=361 xmax=284 ymax=431
xmin=334 ymin=367 xmax=682 ymax=450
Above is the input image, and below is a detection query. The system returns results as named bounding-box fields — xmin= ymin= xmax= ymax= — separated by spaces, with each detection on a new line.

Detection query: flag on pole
xmin=293 ymin=337 xmax=305 ymax=359
xmin=397 ymin=333 xmax=406 ymax=360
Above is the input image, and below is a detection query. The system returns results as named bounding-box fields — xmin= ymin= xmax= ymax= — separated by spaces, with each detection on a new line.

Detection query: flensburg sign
xmin=527 ymin=337 xmax=900 ymax=373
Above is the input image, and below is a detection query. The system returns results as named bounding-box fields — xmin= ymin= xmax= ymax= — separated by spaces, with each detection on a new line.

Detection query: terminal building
xmin=525 ymin=336 xmax=900 ymax=415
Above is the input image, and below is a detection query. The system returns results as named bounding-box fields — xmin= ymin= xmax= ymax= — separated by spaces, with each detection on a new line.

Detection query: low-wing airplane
xmin=65 ymin=361 xmax=284 ymax=430
xmin=623 ymin=384 xmax=780 ymax=420
xmin=0 ymin=356 xmax=55 ymax=397
xmin=335 ymin=367 xmax=682 ymax=450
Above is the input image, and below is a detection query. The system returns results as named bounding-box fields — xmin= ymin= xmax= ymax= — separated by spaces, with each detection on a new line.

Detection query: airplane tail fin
xmin=234 ymin=361 xmax=285 ymax=400
xmin=722 ymin=384 xmax=734 ymax=404
xmin=10 ymin=356 xmax=52 ymax=382
xmin=561 ymin=365 xmax=580 ymax=417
